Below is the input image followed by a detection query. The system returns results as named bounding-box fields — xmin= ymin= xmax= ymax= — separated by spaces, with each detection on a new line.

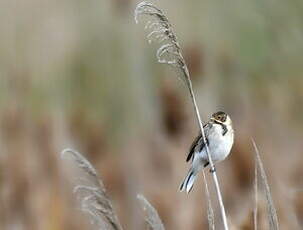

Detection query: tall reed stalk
xmin=135 ymin=2 xmax=229 ymax=229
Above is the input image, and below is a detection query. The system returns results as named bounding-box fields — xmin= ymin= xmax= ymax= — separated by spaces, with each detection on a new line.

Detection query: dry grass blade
xmin=254 ymin=152 xmax=258 ymax=230
xmin=251 ymin=140 xmax=279 ymax=230
xmin=137 ymin=194 xmax=165 ymax=230
xmin=135 ymin=2 xmax=228 ymax=229
xmin=61 ymin=148 xmax=123 ymax=230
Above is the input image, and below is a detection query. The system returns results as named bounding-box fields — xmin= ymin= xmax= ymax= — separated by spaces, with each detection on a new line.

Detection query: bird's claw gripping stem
xmin=209 ymin=167 xmax=216 ymax=173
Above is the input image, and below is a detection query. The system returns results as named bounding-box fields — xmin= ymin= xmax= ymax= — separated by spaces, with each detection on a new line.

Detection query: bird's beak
xmin=211 ymin=117 xmax=223 ymax=124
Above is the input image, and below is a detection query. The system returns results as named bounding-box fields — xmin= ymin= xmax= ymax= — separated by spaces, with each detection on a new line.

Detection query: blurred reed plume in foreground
xmin=61 ymin=148 xmax=164 ymax=230
xmin=61 ymin=149 xmax=123 ymax=230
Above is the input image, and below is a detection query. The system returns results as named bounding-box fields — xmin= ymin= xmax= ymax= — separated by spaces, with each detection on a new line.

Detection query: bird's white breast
xmin=201 ymin=123 xmax=234 ymax=162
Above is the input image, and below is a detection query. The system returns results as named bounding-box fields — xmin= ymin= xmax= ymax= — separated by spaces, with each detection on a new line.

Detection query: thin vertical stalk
xmin=254 ymin=152 xmax=258 ymax=230
xmin=202 ymin=171 xmax=215 ymax=230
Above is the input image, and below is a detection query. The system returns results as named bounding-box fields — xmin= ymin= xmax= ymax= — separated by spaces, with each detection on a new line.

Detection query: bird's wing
xmin=186 ymin=123 xmax=210 ymax=162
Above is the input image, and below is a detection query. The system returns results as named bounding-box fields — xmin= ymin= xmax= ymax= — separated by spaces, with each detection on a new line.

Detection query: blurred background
xmin=1 ymin=0 xmax=303 ymax=229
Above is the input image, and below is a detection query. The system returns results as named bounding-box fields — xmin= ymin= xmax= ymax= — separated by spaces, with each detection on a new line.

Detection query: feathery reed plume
xmin=61 ymin=148 xmax=123 ymax=230
xmin=135 ymin=1 xmax=189 ymax=88
xmin=135 ymin=2 xmax=229 ymax=229
xmin=137 ymin=194 xmax=165 ymax=230
xmin=251 ymin=140 xmax=279 ymax=230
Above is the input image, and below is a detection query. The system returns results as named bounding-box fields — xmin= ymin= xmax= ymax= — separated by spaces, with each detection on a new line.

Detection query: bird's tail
xmin=179 ymin=167 xmax=197 ymax=193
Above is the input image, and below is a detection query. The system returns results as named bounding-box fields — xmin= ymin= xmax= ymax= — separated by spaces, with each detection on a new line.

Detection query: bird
xmin=180 ymin=111 xmax=234 ymax=193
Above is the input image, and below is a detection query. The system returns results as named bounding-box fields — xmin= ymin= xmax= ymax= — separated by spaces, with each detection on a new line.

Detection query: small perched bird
xmin=180 ymin=111 xmax=234 ymax=193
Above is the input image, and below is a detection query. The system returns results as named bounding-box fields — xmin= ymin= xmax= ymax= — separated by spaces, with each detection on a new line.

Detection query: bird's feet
xmin=209 ymin=167 xmax=216 ymax=173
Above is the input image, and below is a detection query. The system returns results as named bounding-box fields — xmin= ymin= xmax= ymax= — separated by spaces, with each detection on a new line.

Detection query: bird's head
xmin=210 ymin=111 xmax=232 ymax=126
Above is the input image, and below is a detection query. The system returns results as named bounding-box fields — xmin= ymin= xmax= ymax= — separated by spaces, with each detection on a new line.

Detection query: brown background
xmin=1 ymin=0 xmax=303 ymax=229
